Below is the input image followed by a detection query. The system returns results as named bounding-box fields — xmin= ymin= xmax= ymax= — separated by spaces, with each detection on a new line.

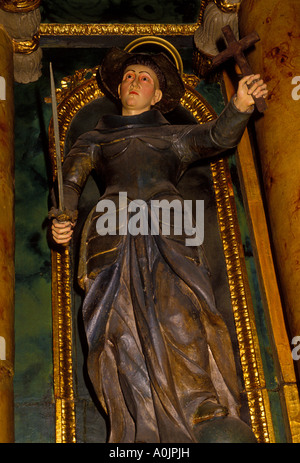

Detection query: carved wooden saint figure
xmin=50 ymin=46 xmax=267 ymax=443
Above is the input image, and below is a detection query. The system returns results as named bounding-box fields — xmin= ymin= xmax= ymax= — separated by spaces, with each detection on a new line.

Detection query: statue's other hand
xmin=235 ymin=74 xmax=268 ymax=112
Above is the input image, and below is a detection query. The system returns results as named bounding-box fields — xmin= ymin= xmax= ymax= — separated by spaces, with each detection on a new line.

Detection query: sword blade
xmin=50 ymin=62 xmax=64 ymax=212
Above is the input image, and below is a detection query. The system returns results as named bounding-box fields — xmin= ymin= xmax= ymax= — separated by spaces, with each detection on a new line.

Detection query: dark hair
xmin=122 ymin=55 xmax=166 ymax=92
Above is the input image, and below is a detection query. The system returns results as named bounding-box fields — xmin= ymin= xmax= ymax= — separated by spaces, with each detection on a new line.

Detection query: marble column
xmin=0 ymin=25 xmax=14 ymax=443
xmin=239 ymin=0 xmax=300 ymax=376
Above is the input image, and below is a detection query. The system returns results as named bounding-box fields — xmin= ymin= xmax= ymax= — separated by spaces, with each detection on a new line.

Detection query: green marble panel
xmin=14 ymin=80 xmax=54 ymax=442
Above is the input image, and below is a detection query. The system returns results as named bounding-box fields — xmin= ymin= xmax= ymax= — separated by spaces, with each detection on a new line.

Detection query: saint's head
xmin=117 ymin=62 xmax=163 ymax=115
xmin=97 ymin=47 xmax=185 ymax=114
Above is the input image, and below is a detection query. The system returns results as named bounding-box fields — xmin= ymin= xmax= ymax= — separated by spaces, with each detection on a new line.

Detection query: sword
xmin=48 ymin=63 xmax=78 ymax=228
xmin=50 ymin=62 xmax=64 ymax=215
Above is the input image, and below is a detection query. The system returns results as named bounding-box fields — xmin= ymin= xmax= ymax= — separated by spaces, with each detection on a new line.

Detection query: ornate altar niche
xmin=47 ymin=33 xmax=299 ymax=444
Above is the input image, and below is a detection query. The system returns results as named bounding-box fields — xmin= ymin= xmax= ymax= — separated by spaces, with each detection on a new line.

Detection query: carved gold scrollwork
xmin=40 ymin=22 xmax=201 ymax=37
xmin=0 ymin=0 xmax=42 ymax=82
xmin=0 ymin=0 xmax=41 ymax=13
xmin=210 ymin=159 xmax=274 ymax=443
xmin=51 ymin=249 xmax=76 ymax=443
xmin=214 ymin=0 xmax=241 ymax=13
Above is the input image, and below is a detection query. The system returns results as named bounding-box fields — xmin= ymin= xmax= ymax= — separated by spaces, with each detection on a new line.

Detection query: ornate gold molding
xmin=48 ymin=69 xmax=102 ymax=169
xmin=12 ymin=32 xmax=40 ymax=54
xmin=51 ymin=249 xmax=76 ymax=444
xmin=198 ymin=0 xmax=211 ymax=23
xmin=0 ymin=0 xmax=41 ymax=13
xmin=0 ymin=0 xmax=42 ymax=82
xmin=40 ymin=22 xmax=201 ymax=38
xmin=40 ymin=0 xmax=211 ymax=38
xmin=210 ymin=159 xmax=273 ymax=443
xmin=39 ymin=0 xmax=212 ymax=38
xmin=49 ymin=66 xmax=273 ymax=442
xmin=214 ymin=0 xmax=241 ymax=13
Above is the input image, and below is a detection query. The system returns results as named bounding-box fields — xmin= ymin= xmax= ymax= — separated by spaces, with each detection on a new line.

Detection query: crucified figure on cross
xmin=212 ymin=25 xmax=267 ymax=113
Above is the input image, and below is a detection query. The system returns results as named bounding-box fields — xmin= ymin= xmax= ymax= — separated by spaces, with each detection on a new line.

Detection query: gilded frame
xmin=40 ymin=1 xmax=207 ymax=38
xmin=39 ymin=0 xmax=241 ymax=39
xmin=49 ymin=66 xmax=275 ymax=443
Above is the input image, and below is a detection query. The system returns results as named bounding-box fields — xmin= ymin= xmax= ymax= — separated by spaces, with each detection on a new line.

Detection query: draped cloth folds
xmin=82 ymin=199 xmax=240 ymax=443
xmin=60 ymin=105 xmax=253 ymax=442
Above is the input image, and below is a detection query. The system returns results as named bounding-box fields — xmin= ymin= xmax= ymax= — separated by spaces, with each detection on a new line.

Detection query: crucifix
xmin=212 ymin=25 xmax=267 ymax=113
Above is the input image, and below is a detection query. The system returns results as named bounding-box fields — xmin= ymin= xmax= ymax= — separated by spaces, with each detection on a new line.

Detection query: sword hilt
xmin=48 ymin=207 xmax=78 ymax=224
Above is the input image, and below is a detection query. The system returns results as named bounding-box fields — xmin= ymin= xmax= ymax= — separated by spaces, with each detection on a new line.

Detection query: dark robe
xmin=60 ymin=100 xmax=252 ymax=443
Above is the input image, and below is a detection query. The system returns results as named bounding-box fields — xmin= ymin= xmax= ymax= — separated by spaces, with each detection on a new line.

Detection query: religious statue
xmin=50 ymin=45 xmax=268 ymax=443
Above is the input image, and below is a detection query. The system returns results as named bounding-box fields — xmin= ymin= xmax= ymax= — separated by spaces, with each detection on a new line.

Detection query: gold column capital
xmin=0 ymin=1 xmax=42 ymax=82
xmin=12 ymin=31 xmax=40 ymax=54
xmin=0 ymin=0 xmax=41 ymax=13
xmin=214 ymin=0 xmax=241 ymax=13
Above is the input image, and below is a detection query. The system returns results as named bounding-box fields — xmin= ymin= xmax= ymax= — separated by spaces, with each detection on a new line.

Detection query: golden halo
xmin=124 ymin=36 xmax=184 ymax=76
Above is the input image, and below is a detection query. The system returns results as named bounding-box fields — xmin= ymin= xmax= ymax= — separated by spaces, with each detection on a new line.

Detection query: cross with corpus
xmin=212 ymin=25 xmax=267 ymax=113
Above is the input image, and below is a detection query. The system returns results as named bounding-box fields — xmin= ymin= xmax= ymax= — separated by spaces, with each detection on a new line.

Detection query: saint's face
xmin=118 ymin=64 xmax=162 ymax=116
